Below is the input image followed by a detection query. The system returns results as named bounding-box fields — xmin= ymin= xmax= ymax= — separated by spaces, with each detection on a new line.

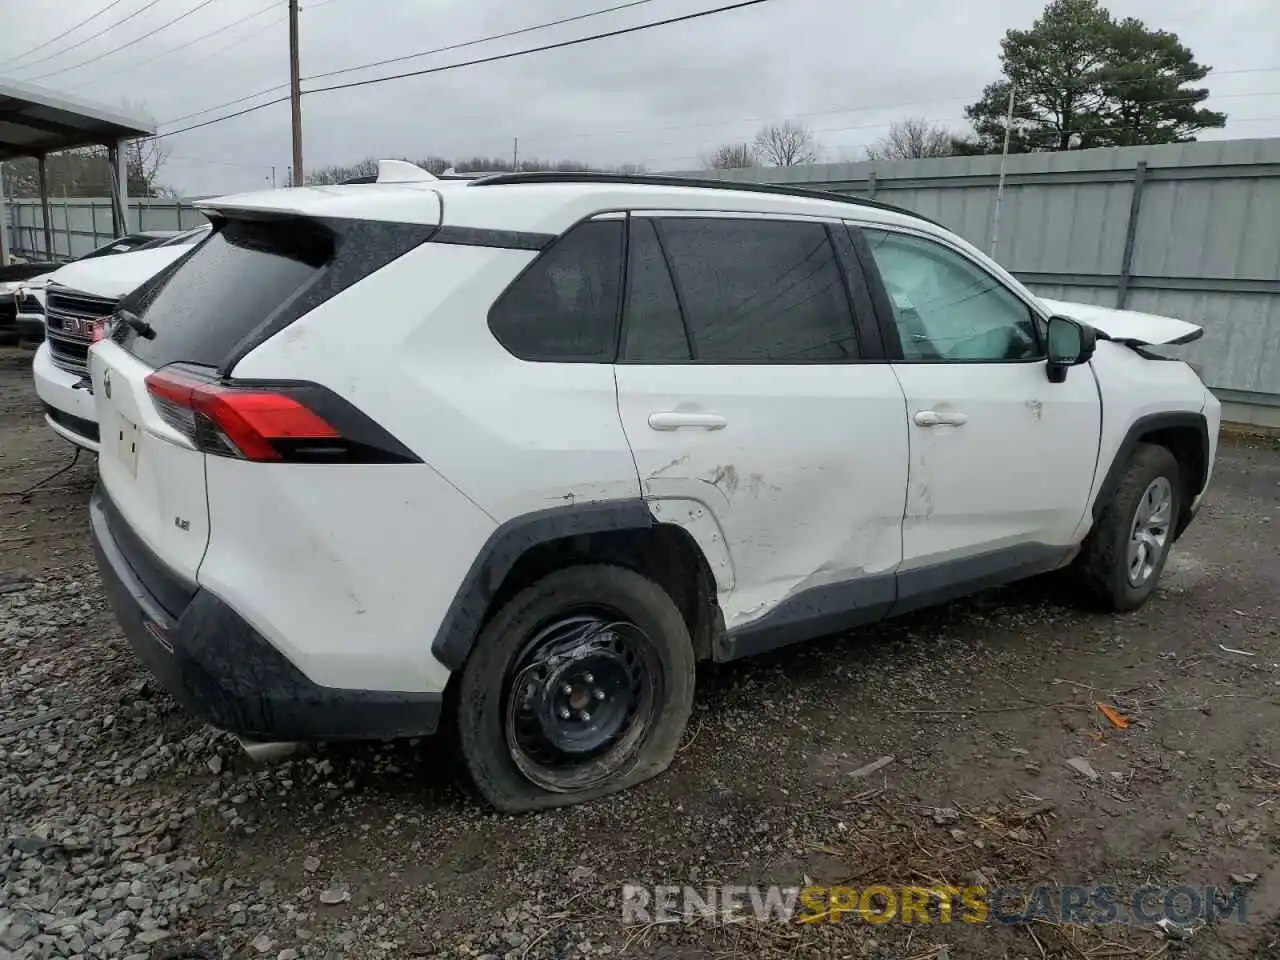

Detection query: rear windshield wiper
xmin=115 ymin=308 xmax=156 ymax=340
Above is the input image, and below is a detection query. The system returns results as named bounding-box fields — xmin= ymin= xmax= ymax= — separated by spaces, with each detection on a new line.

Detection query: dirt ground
xmin=3 ymin=342 xmax=1280 ymax=960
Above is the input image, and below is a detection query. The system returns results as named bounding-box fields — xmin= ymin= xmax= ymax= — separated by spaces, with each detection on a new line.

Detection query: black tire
xmin=455 ymin=564 xmax=695 ymax=813
xmin=1076 ymin=443 xmax=1181 ymax=612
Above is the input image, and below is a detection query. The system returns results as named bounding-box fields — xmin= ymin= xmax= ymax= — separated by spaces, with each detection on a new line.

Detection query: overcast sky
xmin=2 ymin=0 xmax=1278 ymax=195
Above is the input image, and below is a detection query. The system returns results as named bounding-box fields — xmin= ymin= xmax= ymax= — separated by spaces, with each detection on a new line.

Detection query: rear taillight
xmin=143 ymin=364 xmax=419 ymax=464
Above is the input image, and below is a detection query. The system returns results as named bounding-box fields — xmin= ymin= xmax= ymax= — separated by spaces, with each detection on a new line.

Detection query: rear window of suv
xmin=122 ymin=218 xmax=332 ymax=369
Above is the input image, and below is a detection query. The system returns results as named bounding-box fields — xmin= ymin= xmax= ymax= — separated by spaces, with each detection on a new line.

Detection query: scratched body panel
xmin=890 ymin=361 xmax=1102 ymax=570
xmin=615 ymin=363 xmax=909 ymax=631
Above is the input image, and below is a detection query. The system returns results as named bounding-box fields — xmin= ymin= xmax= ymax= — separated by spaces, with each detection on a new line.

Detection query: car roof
xmin=199 ymin=174 xmax=940 ymax=237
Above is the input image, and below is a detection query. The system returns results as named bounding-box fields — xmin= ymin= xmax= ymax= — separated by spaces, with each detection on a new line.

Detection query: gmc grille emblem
xmin=55 ymin=316 xmax=106 ymax=338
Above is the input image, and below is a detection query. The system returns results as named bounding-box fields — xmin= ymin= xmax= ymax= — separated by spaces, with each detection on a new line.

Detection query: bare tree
xmin=305 ymin=158 xmax=379 ymax=185
xmin=704 ymin=142 xmax=757 ymax=169
xmin=865 ymin=118 xmax=954 ymax=160
xmin=126 ymin=138 xmax=170 ymax=194
xmin=753 ymin=122 xmax=818 ymax=167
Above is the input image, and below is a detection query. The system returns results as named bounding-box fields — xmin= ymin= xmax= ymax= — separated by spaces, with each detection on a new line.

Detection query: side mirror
xmin=1046 ymin=315 xmax=1096 ymax=383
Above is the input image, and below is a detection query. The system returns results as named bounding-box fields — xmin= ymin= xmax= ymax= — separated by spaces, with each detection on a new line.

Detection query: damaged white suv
xmin=88 ymin=166 xmax=1219 ymax=812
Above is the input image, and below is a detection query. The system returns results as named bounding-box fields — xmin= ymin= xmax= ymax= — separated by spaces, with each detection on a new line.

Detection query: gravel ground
xmin=3 ymin=344 xmax=1280 ymax=960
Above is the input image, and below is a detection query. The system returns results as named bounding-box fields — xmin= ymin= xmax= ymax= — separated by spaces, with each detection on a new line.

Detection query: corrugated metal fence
xmin=4 ymin=197 xmax=207 ymax=261
xmin=674 ymin=138 xmax=1280 ymax=421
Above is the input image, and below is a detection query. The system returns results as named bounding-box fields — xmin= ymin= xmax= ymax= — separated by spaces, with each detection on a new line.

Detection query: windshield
xmin=158 ymin=225 xmax=213 ymax=247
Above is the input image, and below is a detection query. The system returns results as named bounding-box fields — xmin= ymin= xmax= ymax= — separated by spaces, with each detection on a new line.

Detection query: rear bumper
xmin=90 ymin=485 xmax=442 ymax=741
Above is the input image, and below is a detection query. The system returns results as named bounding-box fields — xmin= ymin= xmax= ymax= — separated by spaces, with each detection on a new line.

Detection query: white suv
xmin=87 ymin=169 xmax=1219 ymax=812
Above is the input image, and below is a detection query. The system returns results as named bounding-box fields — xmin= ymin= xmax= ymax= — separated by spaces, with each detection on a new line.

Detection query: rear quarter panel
xmin=224 ymin=239 xmax=642 ymax=691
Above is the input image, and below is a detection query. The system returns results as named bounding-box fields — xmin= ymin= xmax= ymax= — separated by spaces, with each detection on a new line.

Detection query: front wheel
xmin=1076 ymin=443 xmax=1181 ymax=612
xmin=455 ymin=564 xmax=695 ymax=812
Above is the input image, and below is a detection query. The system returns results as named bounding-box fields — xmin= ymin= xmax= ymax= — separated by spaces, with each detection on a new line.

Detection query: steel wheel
xmin=1126 ymin=476 xmax=1173 ymax=587
xmin=503 ymin=610 xmax=661 ymax=793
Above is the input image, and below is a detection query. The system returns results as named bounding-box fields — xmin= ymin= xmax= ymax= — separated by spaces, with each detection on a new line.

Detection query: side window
xmin=862 ymin=229 xmax=1042 ymax=362
xmin=621 ymin=218 xmax=692 ymax=362
xmin=632 ymin=217 xmax=858 ymax=363
xmin=488 ymin=220 xmax=623 ymax=362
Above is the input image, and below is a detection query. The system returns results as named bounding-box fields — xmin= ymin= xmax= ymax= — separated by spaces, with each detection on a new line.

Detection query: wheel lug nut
xmin=558 ymin=707 xmax=571 ymax=720
xmin=581 ymin=711 xmax=592 ymax=722
xmin=561 ymin=683 xmax=573 ymax=695
xmin=583 ymin=673 xmax=594 ymax=684
xmin=593 ymin=689 xmax=606 ymax=700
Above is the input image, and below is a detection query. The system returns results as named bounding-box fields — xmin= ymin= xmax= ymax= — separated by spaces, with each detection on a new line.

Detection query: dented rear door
xmin=613 ymin=212 xmax=909 ymax=637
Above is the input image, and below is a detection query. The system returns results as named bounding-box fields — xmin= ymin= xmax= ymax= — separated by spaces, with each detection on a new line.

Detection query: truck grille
xmin=45 ymin=289 xmax=119 ymax=376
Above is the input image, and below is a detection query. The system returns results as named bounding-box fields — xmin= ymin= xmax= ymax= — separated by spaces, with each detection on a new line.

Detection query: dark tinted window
xmin=488 ymin=220 xmax=623 ymax=361
xmin=656 ymin=218 xmax=857 ymax=363
xmin=621 ymin=218 xmax=690 ymax=362
xmin=122 ymin=218 xmax=331 ymax=369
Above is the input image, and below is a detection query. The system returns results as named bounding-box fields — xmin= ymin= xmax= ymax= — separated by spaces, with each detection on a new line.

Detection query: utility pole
xmin=512 ymin=137 xmax=518 ymax=172
xmin=271 ymin=165 xmax=277 ymax=189
xmin=990 ymin=83 xmax=1016 ymax=260
xmin=289 ymin=0 xmax=303 ymax=186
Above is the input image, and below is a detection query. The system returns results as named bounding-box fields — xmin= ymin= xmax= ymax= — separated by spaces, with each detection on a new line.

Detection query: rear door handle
xmin=914 ymin=410 xmax=968 ymax=427
xmin=648 ymin=411 xmax=728 ymax=431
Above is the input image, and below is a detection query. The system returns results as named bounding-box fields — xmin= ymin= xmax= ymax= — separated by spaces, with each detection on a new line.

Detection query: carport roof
xmin=0 ymin=76 xmax=155 ymax=161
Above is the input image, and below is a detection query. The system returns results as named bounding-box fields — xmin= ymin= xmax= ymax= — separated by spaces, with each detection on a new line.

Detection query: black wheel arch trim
xmin=1090 ymin=410 xmax=1210 ymax=538
xmin=430 ymin=499 xmax=656 ymax=672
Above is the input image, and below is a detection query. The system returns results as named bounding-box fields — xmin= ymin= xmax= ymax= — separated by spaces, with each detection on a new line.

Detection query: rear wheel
xmin=455 ymin=564 xmax=695 ymax=812
xmin=1077 ymin=443 xmax=1181 ymax=611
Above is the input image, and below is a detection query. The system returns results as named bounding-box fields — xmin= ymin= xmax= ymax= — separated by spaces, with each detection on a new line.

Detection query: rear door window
xmin=122 ymin=218 xmax=331 ymax=369
xmin=620 ymin=218 xmax=691 ymax=362
xmin=633 ymin=217 xmax=859 ymax=363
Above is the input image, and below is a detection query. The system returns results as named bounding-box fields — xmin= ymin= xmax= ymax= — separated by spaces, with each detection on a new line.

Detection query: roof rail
xmin=466 ymin=171 xmax=942 ymax=228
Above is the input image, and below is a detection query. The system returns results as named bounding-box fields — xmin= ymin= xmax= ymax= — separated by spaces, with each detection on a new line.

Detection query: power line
xmin=153 ymin=0 xmax=776 ymax=138
xmin=161 ymin=0 xmax=665 ymax=128
xmin=75 ymin=1 xmax=280 ymax=84
xmin=166 ymin=10 xmax=287 ymax=75
xmin=0 ymin=0 xmax=132 ymax=69
xmin=155 ymin=96 xmax=293 ymax=139
xmin=304 ymin=0 xmax=660 ymax=83
xmin=301 ymin=0 xmax=776 ymax=97
xmin=159 ymin=81 xmax=290 ymax=127
xmin=26 ymin=0 xmax=224 ymax=81
xmin=168 ymin=153 xmax=276 ymax=170
xmin=7 ymin=0 xmax=169 ymax=74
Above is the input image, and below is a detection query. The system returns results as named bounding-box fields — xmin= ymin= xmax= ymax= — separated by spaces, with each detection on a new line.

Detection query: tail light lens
xmin=143 ymin=364 xmax=419 ymax=464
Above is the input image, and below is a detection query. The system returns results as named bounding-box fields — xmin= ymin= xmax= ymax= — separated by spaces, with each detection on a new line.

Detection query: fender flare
xmin=1090 ymin=411 xmax=1210 ymax=535
xmin=429 ymin=499 xmax=655 ymax=672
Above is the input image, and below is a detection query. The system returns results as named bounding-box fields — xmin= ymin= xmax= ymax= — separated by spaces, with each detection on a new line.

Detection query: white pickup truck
xmin=33 ymin=226 xmax=210 ymax=451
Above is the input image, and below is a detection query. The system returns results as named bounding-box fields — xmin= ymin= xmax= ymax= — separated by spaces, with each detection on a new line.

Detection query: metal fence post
xmin=867 ymin=171 xmax=877 ymax=200
xmin=90 ymin=201 xmax=99 ymax=249
xmin=62 ymin=190 xmax=72 ymax=259
xmin=1116 ymin=160 xmax=1148 ymax=309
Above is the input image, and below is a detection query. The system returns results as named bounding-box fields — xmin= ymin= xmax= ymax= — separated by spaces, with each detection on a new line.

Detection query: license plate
xmin=117 ymin=413 xmax=139 ymax=477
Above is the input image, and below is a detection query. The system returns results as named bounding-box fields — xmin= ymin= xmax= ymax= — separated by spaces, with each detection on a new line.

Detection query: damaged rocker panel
xmin=716 ymin=542 xmax=1075 ymax=662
